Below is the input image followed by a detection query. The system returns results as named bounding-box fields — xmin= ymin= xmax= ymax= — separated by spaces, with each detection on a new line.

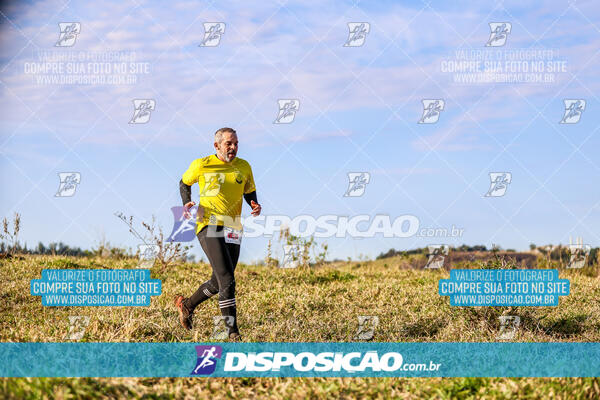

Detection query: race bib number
xmin=224 ymin=227 xmax=242 ymax=245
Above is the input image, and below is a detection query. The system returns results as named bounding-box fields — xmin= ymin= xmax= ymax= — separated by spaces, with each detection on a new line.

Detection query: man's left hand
xmin=250 ymin=200 xmax=261 ymax=216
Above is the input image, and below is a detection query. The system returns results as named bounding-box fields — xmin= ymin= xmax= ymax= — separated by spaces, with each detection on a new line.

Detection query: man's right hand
xmin=183 ymin=201 xmax=196 ymax=219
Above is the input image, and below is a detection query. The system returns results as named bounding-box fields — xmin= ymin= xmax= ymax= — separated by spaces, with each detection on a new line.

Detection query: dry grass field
xmin=1 ymin=254 xmax=599 ymax=399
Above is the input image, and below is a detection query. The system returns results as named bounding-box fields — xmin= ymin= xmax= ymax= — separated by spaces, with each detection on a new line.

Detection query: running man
xmin=175 ymin=127 xmax=261 ymax=341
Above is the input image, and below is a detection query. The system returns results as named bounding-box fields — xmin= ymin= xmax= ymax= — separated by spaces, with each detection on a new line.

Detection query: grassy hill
xmin=1 ymin=255 xmax=599 ymax=399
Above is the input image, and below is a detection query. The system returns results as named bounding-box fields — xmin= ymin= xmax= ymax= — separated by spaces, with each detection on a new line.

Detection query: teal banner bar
xmin=1 ymin=343 xmax=598 ymax=377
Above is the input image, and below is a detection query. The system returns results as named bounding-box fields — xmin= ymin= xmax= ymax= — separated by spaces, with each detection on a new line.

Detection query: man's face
xmin=215 ymin=131 xmax=238 ymax=162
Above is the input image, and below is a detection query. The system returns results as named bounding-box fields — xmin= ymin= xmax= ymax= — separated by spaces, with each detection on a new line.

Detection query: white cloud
xmin=1 ymin=0 xmax=599 ymax=153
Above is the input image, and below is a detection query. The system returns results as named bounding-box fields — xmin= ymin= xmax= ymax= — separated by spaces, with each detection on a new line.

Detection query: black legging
xmin=185 ymin=224 xmax=241 ymax=334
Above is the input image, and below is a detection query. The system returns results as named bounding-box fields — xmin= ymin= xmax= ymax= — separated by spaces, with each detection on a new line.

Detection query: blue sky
xmin=1 ymin=0 xmax=600 ymax=263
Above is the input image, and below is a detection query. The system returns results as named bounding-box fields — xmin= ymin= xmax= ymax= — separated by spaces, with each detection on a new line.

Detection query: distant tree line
xmin=377 ymin=243 xmax=600 ymax=267
xmin=0 ymin=241 xmax=94 ymax=257
xmin=0 ymin=240 xmax=197 ymax=263
xmin=376 ymin=244 xmax=490 ymax=260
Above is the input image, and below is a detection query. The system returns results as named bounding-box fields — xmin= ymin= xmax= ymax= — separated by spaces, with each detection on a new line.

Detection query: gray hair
xmin=214 ymin=127 xmax=237 ymax=144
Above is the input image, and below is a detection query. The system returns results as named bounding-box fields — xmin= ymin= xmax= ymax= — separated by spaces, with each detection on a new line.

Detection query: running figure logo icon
xmin=167 ymin=206 xmax=198 ymax=242
xmin=353 ymin=315 xmax=379 ymax=340
xmin=55 ymin=172 xmax=81 ymax=197
xmin=191 ymin=345 xmax=223 ymax=375
xmin=485 ymin=172 xmax=512 ymax=197
xmin=281 ymin=244 xmax=301 ymax=268
xmin=211 ymin=316 xmax=235 ymax=340
xmin=201 ymin=173 xmax=225 ymax=197
xmin=485 ymin=22 xmax=511 ymax=47
xmin=560 ymin=99 xmax=586 ymax=124
xmin=424 ymin=245 xmax=449 ymax=269
xmin=55 ymin=23 xmax=81 ymax=47
xmin=344 ymin=23 xmax=370 ymax=47
xmin=497 ymin=316 xmax=520 ymax=340
xmin=137 ymin=244 xmax=159 ymax=268
xmin=344 ymin=172 xmax=370 ymax=197
xmin=199 ymin=23 xmax=225 ymax=47
xmin=567 ymin=244 xmax=590 ymax=269
xmin=129 ymin=99 xmax=156 ymax=124
xmin=65 ymin=316 xmax=90 ymax=340
xmin=274 ymin=99 xmax=300 ymax=124
xmin=418 ymin=99 xmax=444 ymax=124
